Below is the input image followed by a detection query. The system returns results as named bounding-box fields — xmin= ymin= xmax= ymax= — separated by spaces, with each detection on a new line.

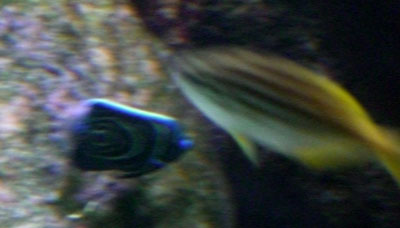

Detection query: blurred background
xmin=0 ymin=0 xmax=399 ymax=227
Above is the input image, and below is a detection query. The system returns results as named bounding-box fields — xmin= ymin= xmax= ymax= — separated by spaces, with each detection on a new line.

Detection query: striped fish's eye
xmin=70 ymin=99 xmax=193 ymax=177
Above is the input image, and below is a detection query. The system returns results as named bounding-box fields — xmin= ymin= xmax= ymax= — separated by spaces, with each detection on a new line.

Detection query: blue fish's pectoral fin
xmin=230 ymin=132 xmax=260 ymax=165
xmin=291 ymin=140 xmax=374 ymax=170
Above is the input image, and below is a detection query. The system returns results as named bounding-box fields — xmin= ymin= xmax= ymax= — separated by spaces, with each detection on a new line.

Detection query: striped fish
xmin=171 ymin=46 xmax=400 ymax=185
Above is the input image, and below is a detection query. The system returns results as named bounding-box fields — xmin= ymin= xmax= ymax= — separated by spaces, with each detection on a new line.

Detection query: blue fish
xmin=70 ymin=98 xmax=193 ymax=177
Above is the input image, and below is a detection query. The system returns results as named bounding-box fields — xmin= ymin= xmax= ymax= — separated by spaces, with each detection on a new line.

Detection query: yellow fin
xmin=292 ymin=139 xmax=374 ymax=170
xmin=230 ymin=132 xmax=260 ymax=165
xmin=369 ymin=128 xmax=400 ymax=186
xmin=375 ymin=151 xmax=400 ymax=186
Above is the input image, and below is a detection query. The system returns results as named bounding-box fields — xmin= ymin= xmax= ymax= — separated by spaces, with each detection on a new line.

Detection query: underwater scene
xmin=0 ymin=0 xmax=399 ymax=227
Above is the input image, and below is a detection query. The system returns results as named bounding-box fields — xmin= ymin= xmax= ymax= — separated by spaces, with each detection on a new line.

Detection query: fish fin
xmin=371 ymin=128 xmax=400 ymax=186
xmin=292 ymin=140 xmax=373 ymax=170
xmin=230 ymin=132 xmax=260 ymax=165
xmin=375 ymin=151 xmax=400 ymax=186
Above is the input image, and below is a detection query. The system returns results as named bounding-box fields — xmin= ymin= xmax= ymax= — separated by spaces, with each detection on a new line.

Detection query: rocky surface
xmin=0 ymin=1 xmax=233 ymax=227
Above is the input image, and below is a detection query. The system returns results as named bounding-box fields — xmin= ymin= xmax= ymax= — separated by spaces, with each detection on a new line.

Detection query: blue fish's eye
xmin=70 ymin=99 xmax=193 ymax=177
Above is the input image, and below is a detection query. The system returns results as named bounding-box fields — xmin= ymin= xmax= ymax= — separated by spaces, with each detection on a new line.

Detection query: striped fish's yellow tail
xmin=376 ymin=151 xmax=400 ymax=186
xmin=368 ymin=129 xmax=400 ymax=186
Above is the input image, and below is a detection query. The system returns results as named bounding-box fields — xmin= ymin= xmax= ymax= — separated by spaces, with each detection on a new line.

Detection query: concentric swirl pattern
xmin=71 ymin=99 xmax=193 ymax=177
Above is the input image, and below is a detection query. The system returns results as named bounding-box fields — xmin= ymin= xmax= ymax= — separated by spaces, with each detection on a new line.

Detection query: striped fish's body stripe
xmin=175 ymin=49 xmax=372 ymax=138
xmin=177 ymin=65 xmax=332 ymax=132
xmin=173 ymin=67 xmax=352 ymax=157
xmin=177 ymin=52 xmax=319 ymax=113
xmin=181 ymin=48 xmax=369 ymax=119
